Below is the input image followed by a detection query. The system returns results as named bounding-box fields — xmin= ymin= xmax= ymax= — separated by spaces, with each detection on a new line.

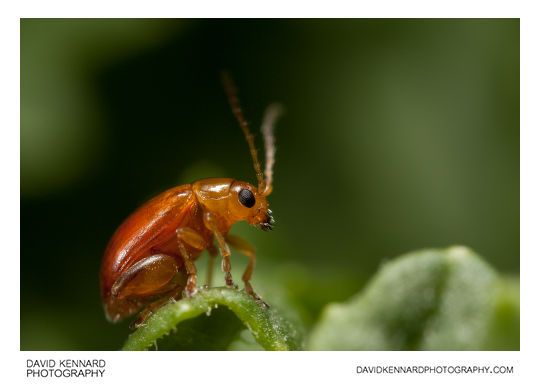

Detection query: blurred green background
xmin=20 ymin=19 xmax=519 ymax=350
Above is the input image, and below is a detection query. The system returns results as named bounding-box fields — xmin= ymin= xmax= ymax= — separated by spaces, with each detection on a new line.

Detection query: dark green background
xmin=21 ymin=19 xmax=519 ymax=350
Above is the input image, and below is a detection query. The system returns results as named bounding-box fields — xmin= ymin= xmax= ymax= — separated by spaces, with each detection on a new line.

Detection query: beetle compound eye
xmin=238 ymin=189 xmax=256 ymax=208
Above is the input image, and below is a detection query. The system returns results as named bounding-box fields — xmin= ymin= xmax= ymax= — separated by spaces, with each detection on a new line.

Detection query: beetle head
xmin=228 ymin=180 xmax=274 ymax=231
xmin=192 ymin=178 xmax=274 ymax=231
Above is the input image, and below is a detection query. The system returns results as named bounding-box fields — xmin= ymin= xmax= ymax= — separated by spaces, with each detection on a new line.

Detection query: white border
xmin=20 ymin=351 xmax=523 ymax=384
xmin=4 ymin=1 xmax=538 ymax=383
xmin=2 ymin=0 xmax=527 ymax=18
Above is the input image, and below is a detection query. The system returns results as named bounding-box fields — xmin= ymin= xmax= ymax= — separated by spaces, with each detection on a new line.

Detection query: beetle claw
xmin=224 ymin=271 xmax=238 ymax=289
xmin=185 ymin=286 xmax=198 ymax=298
xmin=250 ymin=292 xmax=269 ymax=308
xmin=131 ymin=313 xmax=150 ymax=330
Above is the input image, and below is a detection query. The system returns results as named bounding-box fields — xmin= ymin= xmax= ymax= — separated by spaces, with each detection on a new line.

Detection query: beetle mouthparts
xmin=259 ymin=213 xmax=275 ymax=231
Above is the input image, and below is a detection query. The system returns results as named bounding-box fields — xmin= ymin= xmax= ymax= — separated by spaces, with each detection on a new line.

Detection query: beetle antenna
xmin=222 ymin=72 xmax=265 ymax=192
xmin=260 ymin=103 xmax=283 ymax=196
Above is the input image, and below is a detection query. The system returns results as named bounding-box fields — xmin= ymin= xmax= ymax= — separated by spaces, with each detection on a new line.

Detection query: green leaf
xmin=483 ymin=277 xmax=520 ymax=350
xmin=308 ymin=246 xmax=519 ymax=350
xmin=122 ymin=287 xmax=304 ymax=351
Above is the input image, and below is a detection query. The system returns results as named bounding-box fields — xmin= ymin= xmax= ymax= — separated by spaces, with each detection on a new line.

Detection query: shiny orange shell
xmin=100 ymin=185 xmax=195 ymax=322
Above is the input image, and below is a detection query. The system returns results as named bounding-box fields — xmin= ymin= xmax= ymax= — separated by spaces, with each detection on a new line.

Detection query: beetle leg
xmin=177 ymin=241 xmax=197 ymax=297
xmin=176 ymin=227 xmax=207 ymax=297
xmin=111 ymin=253 xmax=181 ymax=299
xmin=106 ymin=253 xmax=185 ymax=326
xmin=131 ymin=292 xmax=182 ymax=329
xmin=226 ymin=234 xmax=269 ymax=307
xmin=203 ymin=212 xmax=238 ymax=289
xmin=206 ymin=244 xmax=218 ymax=287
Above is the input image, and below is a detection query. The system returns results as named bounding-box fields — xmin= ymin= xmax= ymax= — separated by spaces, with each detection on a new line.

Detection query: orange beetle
xmin=100 ymin=75 xmax=282 ymax=326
